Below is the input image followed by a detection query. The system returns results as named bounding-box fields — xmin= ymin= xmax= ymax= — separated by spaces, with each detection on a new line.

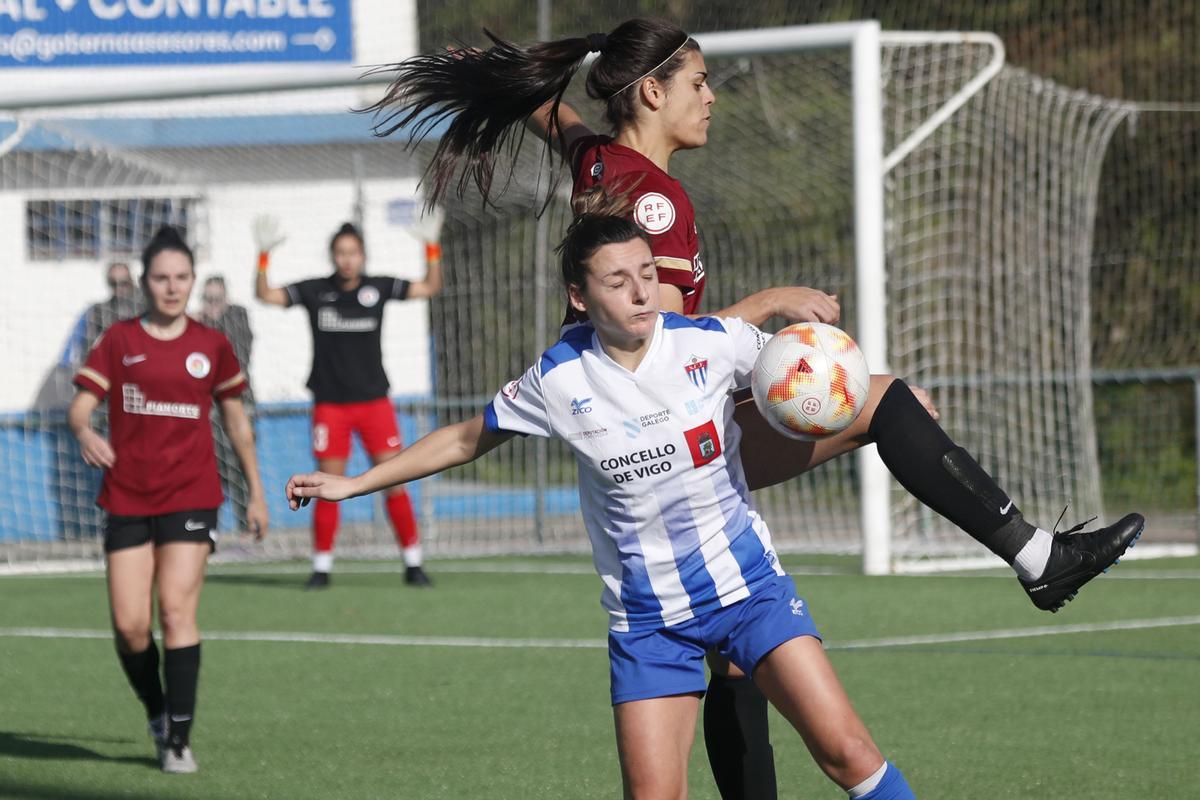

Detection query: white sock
xmin=402 ymin=545 xmax=423 ymax=568
xmin=848 ymin=762 xmax=888 ymax=799
xmin=1013 ymin=528 xmax=1053 ymax=581
xmin=313 ymin=551 xmax=334 ymax=573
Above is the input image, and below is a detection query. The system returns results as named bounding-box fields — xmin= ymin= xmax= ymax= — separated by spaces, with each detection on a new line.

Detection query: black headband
xmin=586 ymin=32 xmax=607 ymax=53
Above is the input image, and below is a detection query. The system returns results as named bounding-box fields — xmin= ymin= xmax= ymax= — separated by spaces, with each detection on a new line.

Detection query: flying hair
xmin=361 ymin=19 xmax=698 ymax=209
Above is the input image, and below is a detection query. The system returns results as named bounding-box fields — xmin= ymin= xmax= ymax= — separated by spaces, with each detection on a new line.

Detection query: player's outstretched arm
xmin=711 ymin=287 xmax=842 ymax=327
xmin=287 ymin=413 xmax=513 ymax=509
xmin=68 ymin=390 xmax=116 ymax=468
xmin=251 ymin=215 xmax=290 ymax=306
xmin=219 ymin=396 xmax=269 ymax=538
xmin=656 ymin=276 xmax=837 ymax=327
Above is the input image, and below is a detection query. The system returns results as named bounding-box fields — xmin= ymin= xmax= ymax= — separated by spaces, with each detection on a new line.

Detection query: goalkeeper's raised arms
xmin=252 ymin=215 xmax=290 ymax=306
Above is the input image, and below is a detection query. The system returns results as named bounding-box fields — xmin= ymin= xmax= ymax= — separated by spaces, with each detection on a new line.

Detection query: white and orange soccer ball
xmin=751 ymin=322 xmax=871 ymax=440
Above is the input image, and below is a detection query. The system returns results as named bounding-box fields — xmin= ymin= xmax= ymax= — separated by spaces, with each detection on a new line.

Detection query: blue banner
xmin=0 ymin=0 xmax=353 ymax=67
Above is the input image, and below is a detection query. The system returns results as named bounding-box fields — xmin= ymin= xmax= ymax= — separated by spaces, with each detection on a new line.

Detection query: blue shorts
xmin=608 ymin=574 xmax=821 ymax=705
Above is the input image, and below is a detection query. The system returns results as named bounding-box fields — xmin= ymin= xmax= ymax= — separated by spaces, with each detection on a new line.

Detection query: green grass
xmin=1 ymin=555 xmax=1198 ymax=799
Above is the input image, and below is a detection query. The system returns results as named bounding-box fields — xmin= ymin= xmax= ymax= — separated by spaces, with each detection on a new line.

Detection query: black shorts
xmin=103 ymin=509 xmax=219 ymax=554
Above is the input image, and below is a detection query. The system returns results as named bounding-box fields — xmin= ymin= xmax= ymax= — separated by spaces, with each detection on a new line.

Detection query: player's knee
xmin=112 ymin=618 xmax=152 ymax=652
xmin=157 ymin=597 xmax=196 ymax=638
xmin=815 ymin=733 xmax=883 ymax=788
xmin=623 ymin=772 xmax=686 ymax=800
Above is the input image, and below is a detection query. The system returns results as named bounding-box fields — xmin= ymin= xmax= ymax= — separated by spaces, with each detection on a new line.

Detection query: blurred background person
xmin=198 ymin=275 xmax=257 ymax=532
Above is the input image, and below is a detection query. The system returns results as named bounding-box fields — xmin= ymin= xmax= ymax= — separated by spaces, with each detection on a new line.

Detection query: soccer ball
xmin=751 ymin=322 xmax=871 ymax=440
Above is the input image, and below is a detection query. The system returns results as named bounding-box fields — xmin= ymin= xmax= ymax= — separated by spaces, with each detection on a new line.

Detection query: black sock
xmin=164 ymin=643 xmax=201 ymax=751
xmin=869 ymin=379 xmax=1037 ymax=562
xmin=116 ymin=640 xmax=165 ymax=720
xmin=703 ymin=674 xmax=777 ymax=800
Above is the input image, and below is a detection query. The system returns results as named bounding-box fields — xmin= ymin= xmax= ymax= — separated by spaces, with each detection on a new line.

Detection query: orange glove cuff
xmin=257 ymin=251 xmax=270 ymax=272
xmin=425 ymin=242 xmax=442 ymax=263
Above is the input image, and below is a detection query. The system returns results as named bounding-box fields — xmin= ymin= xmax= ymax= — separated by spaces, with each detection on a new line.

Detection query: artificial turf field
xmin=1 ymin=553 xmax=1197 ymax=799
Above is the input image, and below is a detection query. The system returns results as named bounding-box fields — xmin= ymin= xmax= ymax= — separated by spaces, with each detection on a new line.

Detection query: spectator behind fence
xmin=198 ymin=275 xmax=257 ymax=532
xmin=60 ymin=261 xmax=144 ymax=369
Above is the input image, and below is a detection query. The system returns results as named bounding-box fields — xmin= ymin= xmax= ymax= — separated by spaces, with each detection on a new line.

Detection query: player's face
xmin=570 ymin=238 xmax=659 ymax=346
xmin=143 ymin=250 xmax=195 ymax=320
xmin=331 ymin=235 xmax=365 ymax=283
xmin=662 ymin=49 xmax=715 ymax=151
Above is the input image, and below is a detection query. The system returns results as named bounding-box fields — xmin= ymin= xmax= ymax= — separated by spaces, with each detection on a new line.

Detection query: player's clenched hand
xmin=909 ymin=385 xmax=940 ymax=421
xmin=78 ymin=429 xmax=116 ymax=469
xmin=287 ymin=472 xmax=355 ymax=509
xmin=245 ymin=495 xmax=269 ymax=540
xmin=771 ymin=287 xmax=840 ymax=324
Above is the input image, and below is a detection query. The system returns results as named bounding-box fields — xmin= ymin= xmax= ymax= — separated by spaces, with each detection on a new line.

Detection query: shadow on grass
xmin=204 ymin=571 xmax=415 ymax=591
xmin=0 ymin=731 xmax=156 ymax=769
xmin=0 ymin=779 xmax=165 ymax=800
xmin=204 ymin=573 xmax=313 ymax=590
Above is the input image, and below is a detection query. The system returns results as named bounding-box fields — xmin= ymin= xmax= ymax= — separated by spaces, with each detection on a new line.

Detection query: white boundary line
xmin=2 ymin=560 xmax=1198 ymax=580
xmin=3 ymin=615 xmax=1198 ymax=652
xmin=0 ymin=561 xmax=858 ymax=579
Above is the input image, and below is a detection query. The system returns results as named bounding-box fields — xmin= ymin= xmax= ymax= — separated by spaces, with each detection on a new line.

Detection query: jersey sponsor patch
xmin=122 ymin=384 xmax=201 ymax=420
xmin=634 ymin=192 xmax=676 ymax=234
xmin=502 ymin=378 xmax=522 ymax=399
xmin=357 ymin=285 xmax=381 ymax=307
xmin=683 ymin=355 xmax=709 ymax=389
xmin=185 ymin=352 xmax=211 ymax=379
xmin=684 ymin=420 xmax=722 ymax=468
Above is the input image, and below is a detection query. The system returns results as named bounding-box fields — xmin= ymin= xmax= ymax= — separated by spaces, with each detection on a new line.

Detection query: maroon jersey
xmin=74 ymin=317 xmax=248 ymax=516
xmin=571 ymin=135 xmax=706 ymax=314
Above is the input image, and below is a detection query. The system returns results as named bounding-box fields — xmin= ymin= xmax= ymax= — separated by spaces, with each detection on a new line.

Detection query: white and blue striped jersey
xmin=485 ymin=313 xmax=785 ymax=632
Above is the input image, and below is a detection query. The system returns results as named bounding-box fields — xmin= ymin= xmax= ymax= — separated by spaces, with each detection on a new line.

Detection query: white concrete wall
xmin=0 ymin=176 xmax=431 ymax=412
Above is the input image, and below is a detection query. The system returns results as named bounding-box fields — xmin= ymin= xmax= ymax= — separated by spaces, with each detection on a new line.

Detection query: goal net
xmin=2 ymin=24 xmax=1196 ymax=571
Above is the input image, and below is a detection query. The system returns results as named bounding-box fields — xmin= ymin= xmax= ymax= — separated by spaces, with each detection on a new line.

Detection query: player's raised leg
xmin=739 ymin=374 xmax=1144 ymax=611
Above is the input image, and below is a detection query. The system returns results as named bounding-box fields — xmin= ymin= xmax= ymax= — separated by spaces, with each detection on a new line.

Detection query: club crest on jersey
xmin=683 ymin=355 xmax=708 ymax=389
xmin=684 ymin=420 xmax=721 ymax=468
xmin=357 ymin=286 xmax=380 ymax=307
xmin=502 ymin=378 xmax=522 ymax=399
xmin=185 ymin=352 xmax=211 ymax=379
xmin=571 ymin=397 xmax=593 ymax=415
xmin=590 ymin=160 xmax=604 ymax=180
xmin=634 ymin=192 xmax=676 ymax=234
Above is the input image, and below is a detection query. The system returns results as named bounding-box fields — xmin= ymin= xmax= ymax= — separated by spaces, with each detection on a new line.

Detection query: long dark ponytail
xmin=364 ymin=19 xmax=697 ymax=206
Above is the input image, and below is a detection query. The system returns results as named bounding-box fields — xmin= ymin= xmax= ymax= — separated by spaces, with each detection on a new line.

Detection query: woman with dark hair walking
xmin=69 ymin=226 xmax=268 ymax=773
xmin=255 ymin=216 xmax=444 ymax=589
xmin=368 ymin=20 xmax=1144 ymax=799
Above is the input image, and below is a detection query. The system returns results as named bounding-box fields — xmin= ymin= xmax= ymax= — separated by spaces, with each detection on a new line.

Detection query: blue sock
xmin=858 ymin=762 xmax=915 ymax=799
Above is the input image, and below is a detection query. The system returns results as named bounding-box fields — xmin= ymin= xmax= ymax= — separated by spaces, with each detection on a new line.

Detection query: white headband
xmin=606 ymin=37 xmax=691 ymax=99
